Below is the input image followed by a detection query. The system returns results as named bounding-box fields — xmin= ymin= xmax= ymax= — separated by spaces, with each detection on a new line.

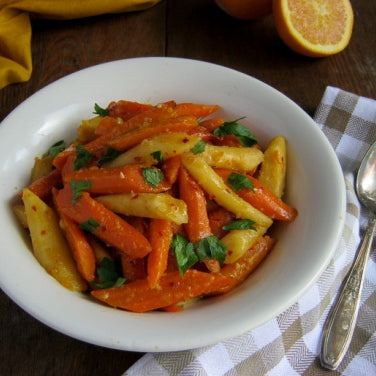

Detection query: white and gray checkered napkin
xmin=125 ymin=87 xmax=376 ymax=376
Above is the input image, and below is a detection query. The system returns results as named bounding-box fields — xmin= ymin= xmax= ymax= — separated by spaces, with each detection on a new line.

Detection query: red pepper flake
xmin=41 ymin=230 xmax=46 ymax=235
xmin=32 ymin=205 xmax=37 ymax=212
xmin=182 ymin=138 xmax=189 ymax=143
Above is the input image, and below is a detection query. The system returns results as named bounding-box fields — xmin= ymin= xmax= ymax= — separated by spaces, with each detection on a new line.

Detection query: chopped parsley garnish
xmin=151 ymin=150 xmax=164 ymax=163
xmin=93 ymin=103 xmax=109 ymax=117
xmin=91 ymin=257 xmax=126 ymax=289
xmin=79 ymin=217 xmax=100 ymax=233
xmin=213 ymin=118 xmax=258 ymax=147
xmin=74 ymin=145 xmax=93 ymax=170
xmin=171 ymin=234 xmax=198 ymax=277
xmin=70 ymin=179 xmax=92 ymax=203
xmin=98 ymin=148 xmax=122 ymax=165
xmin=47 ymin=140 xmax=66 ymax=158
xmin=171 ymin=234 xmax=228 ymax=276
xmin=222 ymin=219 xmax=256 ymax=231
xmin=191 ymin=140 xmax=206 ymax=154
xmin=227 ymin=172 xmax=254 ymax=192
xmin=196 ymin=235 xmax=227 ymax=266
xmin=141 ymin=167 xmax=164 ymax=187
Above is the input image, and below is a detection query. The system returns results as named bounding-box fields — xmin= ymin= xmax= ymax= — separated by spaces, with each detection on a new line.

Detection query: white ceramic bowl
xmin=0 ymin=57 xmax=345 ymax=352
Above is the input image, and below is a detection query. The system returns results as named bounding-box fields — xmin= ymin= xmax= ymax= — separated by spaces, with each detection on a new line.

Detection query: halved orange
xmin=215 ymin=0 xmax=273 ymax=20
xmin=273 ymin=0 xmax=354 ymax=57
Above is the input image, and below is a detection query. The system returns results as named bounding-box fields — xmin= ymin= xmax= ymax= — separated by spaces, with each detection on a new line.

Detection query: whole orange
xmin=214 ymin=0 xmax=273 ymax=20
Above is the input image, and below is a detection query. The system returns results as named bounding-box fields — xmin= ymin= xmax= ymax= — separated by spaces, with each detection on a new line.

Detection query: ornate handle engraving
xmin=320 ymin=214 xmax=376 ymax=370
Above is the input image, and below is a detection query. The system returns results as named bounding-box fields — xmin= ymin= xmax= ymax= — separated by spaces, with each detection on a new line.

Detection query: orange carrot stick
xmin=20 ymin=168 xmax=62 ymax=201
xmin=199 ymin=117 xmax=224 ymax=132
xmin=108 ymin=116 xmax=199 ymax=151
xmin=52 ymin=188 xmax=96 ymax=282
xmin=147 ymin=219 xmax=174 ymax=289
xmin=174 ymin=103 xmax=220 ymax=118
xmin=161 ymin=155 xmax=181 ymax=184
xmin=64 ymin=164 xmax=171 ymax=194
xmin=121 ymin=255 xmax=147 ymax=282
xmin=107 ymin=100 xmax=154 ymax=121
xmin=93 ymin=116 xmax=124 ymax=137
xmin=55 ymin=185 xmax=152 ymax=258
xmin=85 ymin=103 xmax=178 ymax=156
xmin=179 ymin=166 xmax=212 ymax=243
xmin=91 ymin=269 xmax=233 ymax=312
xmin=216 ymin=236 xmax=276 ymax=294
xmin=208 ymin=207 xmax=235 ymax=239
xmin=214 ymin=169 xmax=298 ymax=222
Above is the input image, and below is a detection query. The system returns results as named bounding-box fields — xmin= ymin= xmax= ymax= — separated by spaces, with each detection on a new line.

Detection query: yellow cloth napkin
xmin=0 ymin=0 xmax=160 ymax=90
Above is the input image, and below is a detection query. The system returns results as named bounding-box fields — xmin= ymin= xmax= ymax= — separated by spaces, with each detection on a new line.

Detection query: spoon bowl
xmin=356 ymin=143 xmax=376 ymax=212
xmin=321 ymin=140 xmax=376 ymax=370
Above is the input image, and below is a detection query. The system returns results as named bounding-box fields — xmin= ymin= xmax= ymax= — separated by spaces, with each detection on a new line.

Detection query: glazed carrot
xmin=214 ymin=169 xmax=297 ymax=222
xmin=94 ymin=116 xmax=124 ymax=137
xmin=61 ymin=152 xmax=76 ymax=180
xmin=179 ymin=166 xmax=212 ymax=243
xmin=174 ymin=103 xmax=220 ymax=118
xmin=107 ymin=100 xmax=154 ymax=121
xmin=108 ymin=116 xmax=199 ymax=151
xmin=185 ymin=125 xmax=216 ymax=142
xmin=20 ymin=168 xmax=62 ymax=201
xmin=162 ymin=155 xmax=181 ymax=184
xmin=208 ymin=207 xmax=235 ymax=239
xmin=64 ymin=164 xmax=171 ymax=195
xmin=53 ymin=188 xmax=96 ymax=282
xmin=121 ymin=255 xmax=147 ymax=282
xmin=147 ymin=219 xmax=174 ymax=288
xmin=55 ymin=184 xmax=152 ymax=258
xmin=91 ymin=269 xmax=233 ymax=312
xmin=85 ymin=103 xmax=178 ymax=156
xmin=52 ymin=143 xmax=77 ymax=170
xmin=200 ymin=117 xmax=224 ymax=132
xmin=216 ymin=236 xmax=276 ymax=294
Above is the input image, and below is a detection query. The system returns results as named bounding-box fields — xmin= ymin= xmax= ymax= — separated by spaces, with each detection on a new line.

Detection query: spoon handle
xmin=320 ymin=213 xmax=376 ymax=370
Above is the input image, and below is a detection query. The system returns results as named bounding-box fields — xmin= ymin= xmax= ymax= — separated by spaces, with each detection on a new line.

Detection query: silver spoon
xmin=320 ymin=140 xmax=376 ymax=370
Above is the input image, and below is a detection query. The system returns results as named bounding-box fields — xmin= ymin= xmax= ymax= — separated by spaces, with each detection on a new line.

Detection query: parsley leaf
xmin=213 ymin=118 xmax=258 ymax=147
xmin=98 ymin=148 xmax=122 ymax=165
xmin=171 ymin=234 xmax=198 ymax=276
xmin=191 ymin=140 xmax=206 ymax=154
xmin=141 ymin=167 xmax=164 ymax=187
xmin=151 ymin=150 xmax=164 ymax=163
xmin=91 ymin=257 xmax=126 ymax=289
xmin=70 ymin=179 xmax=91 ymax=203
xmin=222 ymin=219 xmax=256 ymax=231
xmin=196 ymin=235 xmax=227 ymax=266
xmin=227 ymin=172 xmax=254 ymax=192
xmin=74 ymin=145 xmax=93 ymax=170
xmin=79 ymin=217 xmax=100 ymax=233
xmin=47 ymin=140 xmax=66 ymax=158
xmin=93 ymin=103 xmax=109 ymax=117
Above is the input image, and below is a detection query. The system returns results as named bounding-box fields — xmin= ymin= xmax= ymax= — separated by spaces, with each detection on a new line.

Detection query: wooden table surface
xmin=1 ymin=1 xmax=375 ymax=375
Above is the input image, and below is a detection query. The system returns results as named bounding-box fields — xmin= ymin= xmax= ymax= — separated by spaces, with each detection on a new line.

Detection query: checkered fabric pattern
xmin=124 ymin=87 xmax=376 ymax=376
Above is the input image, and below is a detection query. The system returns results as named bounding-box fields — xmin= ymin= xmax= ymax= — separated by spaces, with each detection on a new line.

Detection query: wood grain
xmin=0 ymin=0 xmax=375 ymax=374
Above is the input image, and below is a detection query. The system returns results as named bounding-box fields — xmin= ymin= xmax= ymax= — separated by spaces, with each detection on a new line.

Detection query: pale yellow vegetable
xmin=221 ymin=225 xmax=268 ymax=264
xmin=13 ymin=204 xmax=28 ymax=228
xmin=258 ymin=136 xmax=286 ymax=197
xmin=22 ymin=188 xmax=87 ymax=292
xmin=76 ymin=116 xmax=104 ymax=143
xmin=201 ymin=144 xmax=263 ymax=172
xmin=30 ymin=155 xmax=53 ymax=183
xmin=104 ymin=132 xmax=200 ymax=167
xmin=181 ymin=154 xmax=273 ymax=228
xmin=87 ymin=235 xmax=113 ymax=263
xmin=96 ymin=193 xmax=188 ymax=225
